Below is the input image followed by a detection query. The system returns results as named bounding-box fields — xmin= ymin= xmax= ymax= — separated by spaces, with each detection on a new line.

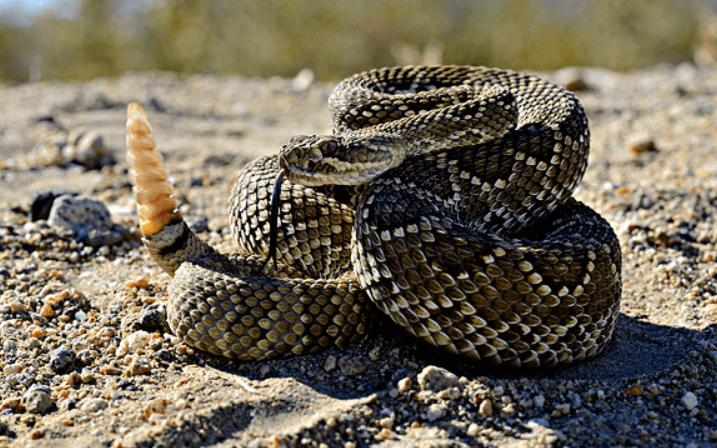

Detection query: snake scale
xmin=126 ymin=65 xmax=621 ymax=368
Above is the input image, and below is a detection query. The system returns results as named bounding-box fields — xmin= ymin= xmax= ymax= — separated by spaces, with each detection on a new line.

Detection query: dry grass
xmin=0 ymin=0 xmax=703 ymax=83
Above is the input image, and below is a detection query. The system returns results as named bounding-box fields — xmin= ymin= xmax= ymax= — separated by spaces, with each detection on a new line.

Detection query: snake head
xmin=278 ymin=134 xmax=407 ymax=186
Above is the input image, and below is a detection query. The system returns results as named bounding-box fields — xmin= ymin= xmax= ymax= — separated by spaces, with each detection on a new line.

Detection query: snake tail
xmin=126 ymin=103 xmax=373 ymax=360
xmin=126 ymin=102 xmax=214 ymax=276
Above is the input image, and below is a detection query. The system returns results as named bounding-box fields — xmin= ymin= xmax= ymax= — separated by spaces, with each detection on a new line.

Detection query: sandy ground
xmin=0 ymin=65 xmax=716 ymax=447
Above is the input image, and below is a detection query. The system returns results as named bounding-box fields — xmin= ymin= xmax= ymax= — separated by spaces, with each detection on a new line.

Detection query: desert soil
xmin=0 ymin=65 xmax=716 ymax=447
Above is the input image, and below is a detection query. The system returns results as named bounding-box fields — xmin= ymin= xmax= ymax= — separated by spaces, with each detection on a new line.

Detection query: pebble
xmin=82 ymin=398 xmax=108 ymax=412
xmin=117 ymin=330 xmax=152 ymax=356
xmin=31 ymin=128 xmax=114 ymax=169
xmin=39 ymin=303 xmax=55 ymax=318
xmin=2 ymin=339 xmax=18 ymax=353
xmin=554 ymin=403 xmax=571 ymax=415
xmin=80 ymin=369 xmax=95 ymax=384
xmin=24 ymin=391 xmax=52 ymax=414
xmin=127 ymin=357 xmax=152 ymax=376
xmin=49 ymin=346 xmax=77 ymax=373
xmin=681 ymin=392 xmax=698 ymax=411
xmin=629 ymin=138 xmax=658 ymax=154
xmin=397 ymin=377 xmax=412 ymax=393
xmin=9 ymin=301 xmax=26 ymax=313
xmin=416 ymin=365 xmax=460 ymax=392
xmin=3 ymin=362 xmax=22 ymax=376
xmin=337 ymin=356 xmax=365 ymax=376
xmin=29 ymin=189 xmax=78 ymax=221
xmin=292 ymin=68 xmax=315 ymax=92
xmin=47 ymin=195 xmax=126 ymax=246
xmin=324 ymin=355 xmax=337 ymax=372
xmin=478 ymin=399 xmax=493 ymax=416
xmin=143 ymin=398 xmax=168 ymax=418
xmin=425 ymin=403 xmax=447 ymax=422
xmin=24 ymin=386 xmax=53 ymax=414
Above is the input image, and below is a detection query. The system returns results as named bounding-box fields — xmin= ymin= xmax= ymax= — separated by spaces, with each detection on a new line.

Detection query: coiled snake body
xmin=126 ymin=66 xmax=621 ymax=367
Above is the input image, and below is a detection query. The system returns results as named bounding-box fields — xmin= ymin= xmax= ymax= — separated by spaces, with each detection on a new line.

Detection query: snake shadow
xmin=419 ymin=313 xmax=704 ymax=382
xmin=208 ymin=312 xmax=704 ymax=400
xmin=169 ymin=314 xmax=708 ymax=447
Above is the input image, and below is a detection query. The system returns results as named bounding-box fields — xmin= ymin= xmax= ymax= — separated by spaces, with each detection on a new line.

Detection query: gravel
xmin=0 ymin=65 xmax=716 ymax=447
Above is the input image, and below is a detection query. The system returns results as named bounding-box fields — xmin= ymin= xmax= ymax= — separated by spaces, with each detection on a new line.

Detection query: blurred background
xmin=0 ymin=0 xmax=713 ymax=84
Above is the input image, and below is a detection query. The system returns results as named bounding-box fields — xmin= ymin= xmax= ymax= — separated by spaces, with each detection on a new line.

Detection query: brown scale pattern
xmin=127 ymin=65 xmax=622 ymax=367
xmin=285 ymin=65 xmax=620 ymax=367
xmin=126 ymin=104 xmax=372 ymax=361
xmin=228 ymin=156 xmax=355 ymax=279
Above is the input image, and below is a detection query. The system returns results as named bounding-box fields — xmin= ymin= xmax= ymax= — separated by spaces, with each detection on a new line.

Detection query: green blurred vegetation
xmin=0 ymin=0 xmax=705 ymax=83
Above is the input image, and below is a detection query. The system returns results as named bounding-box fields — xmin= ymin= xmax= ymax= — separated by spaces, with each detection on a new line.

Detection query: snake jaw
xmin=279 ymin=134 xmax=407 ymax=186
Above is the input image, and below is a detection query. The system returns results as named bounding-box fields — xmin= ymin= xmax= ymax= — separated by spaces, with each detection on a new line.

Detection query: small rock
xmin=77 ymin=349 xmax=96 ymax=366
xmin=629 ymin=139 xmax=658 ymax=154
xmin=681 ymin=392 xmax=698 ymax=411
xmin=39 ymin=303 xmax=55 ymax=318
xmin=1 ymin=397 xmax=23 ymax=413
xmin=338 ymin=356 xmax=365 ymax=376
xmin=47 ymin=195 xmax=126 ymax=246
xmin=125 ymin=277 xmax=150 ymax=289
xmin=138 ymin=304 xmax=167 ymax=331
xmin=2 ymin=339 xmax=18 ymax=353
xmin=117 ymin=330 xmax=152 ymax=356
xmin=554 ymin=403 xmax=571 ymax=415
xmin=127 ymin=357 xmax=151 ymax=376
xmin=144 ymin=398 xmax=168 ymax=418
xmin=378 ymin=416 xmax=394 ymax=429
xmin=82 ymin=398 xmax=108 ymax=412
xmin=9 ymin=300 xmax=27 ymax=313
xmin=527 ymin=418 xmax=551 ymax=429
xmin=397 ymin=377 xmax=413 ymax=393
xmin=24 ymin=387 xmax=53 ymax=414
xmin=49 ymin=346 xmax=76 ymax=373
xmin=425 ymin=403 xmax=447 ymax=422
xmin=478 ymin=399 xmax=493 ymax=416
xmin=122 ymin=304 xmax=167 ymax=333
xmin=30 ymin=189 xmax=78 ymax=221
xmin=564 ymin=78 xmax=591 ymax=92
xmin=292 ymin=68 xmax=315 ymax=92
xmin=116 ymin=379 xmax=138 ymax=391
xmin=25 ymin=338 xmax=41 ymax=350
xmin=73 ymin=131 xmax=109 ymax=168
xmin=368 ymin=346 xmax=381 ymax=362
xmin=416 ymin=365 xmax=460 ymax=392
xmin=3 ymin=362 xmax=22 ymax=376
xmin=80 ymin=369 xmax=95 ymax=384
xmin=324 ymin=355 xmax=337 ymax=372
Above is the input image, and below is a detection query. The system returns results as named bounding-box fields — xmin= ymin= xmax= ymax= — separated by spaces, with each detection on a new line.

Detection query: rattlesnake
xmin=126 ymin=65 xmax=621 ymax=367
